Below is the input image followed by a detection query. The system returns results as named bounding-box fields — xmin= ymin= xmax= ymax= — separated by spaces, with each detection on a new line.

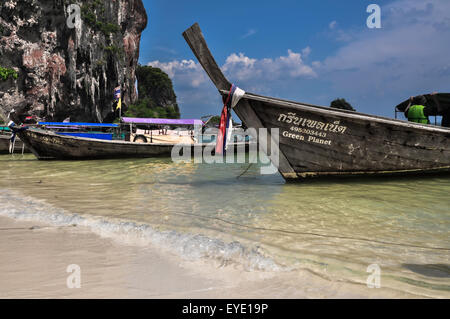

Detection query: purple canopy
xmin=121 ymin=117 xmax=204 ymax=125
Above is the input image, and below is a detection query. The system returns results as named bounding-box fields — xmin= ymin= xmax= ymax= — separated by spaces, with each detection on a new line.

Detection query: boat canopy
xmin=38 ymin=122 xmax=119 ymax=128
xmin=121 ymin=117 xmax=204 ymax=125
xmin=395 ymin=93 xmax=450 ymax=116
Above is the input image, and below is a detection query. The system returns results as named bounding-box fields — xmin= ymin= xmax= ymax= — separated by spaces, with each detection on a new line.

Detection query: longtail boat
xmin=1 ymin=122 xmax=120 ymax=155
xmin=16 ymin=128 xmax=188 ymax=160
xmin=14 ymin=117 xmax=253 ymax=160
xmin=182 ymin=23 xmax=450 ymax=180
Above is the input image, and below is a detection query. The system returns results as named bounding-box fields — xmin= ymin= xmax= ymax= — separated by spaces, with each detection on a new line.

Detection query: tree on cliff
xmin=125 ymin=65 xmax=180 ymax=119
xmin=330 ymin=98 xmax=356 ymax=111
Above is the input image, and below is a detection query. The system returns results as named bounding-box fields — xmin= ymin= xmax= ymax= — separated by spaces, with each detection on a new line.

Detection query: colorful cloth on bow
xmin=215 ymin=84 xmax=245 ymax=154
xmin=114 ymin=87 xmax=121 ymax=101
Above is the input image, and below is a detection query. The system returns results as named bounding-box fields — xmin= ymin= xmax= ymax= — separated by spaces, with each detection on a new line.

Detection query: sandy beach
xmin=1 ymin=0 xmax=450 ymax=303
xmin=0 ymin=215 xmax=419 ymax=299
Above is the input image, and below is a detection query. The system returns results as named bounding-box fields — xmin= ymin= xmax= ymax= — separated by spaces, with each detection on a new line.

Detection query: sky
xmin=138 ymin=0 xmax=450 ymax=120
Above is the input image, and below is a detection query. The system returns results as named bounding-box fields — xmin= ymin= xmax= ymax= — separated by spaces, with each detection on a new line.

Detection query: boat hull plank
xmin=250 ymin=99 xmax=450 ymax=175
xmin=18 ymin=129 xmax=178 ymax=160
xmin=233 ymin=99 xmax=297 ymax=178
xmin=17 ymin=129 xmax=254 ymax=160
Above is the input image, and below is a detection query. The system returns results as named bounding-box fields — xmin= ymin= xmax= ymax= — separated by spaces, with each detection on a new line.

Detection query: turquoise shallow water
xmin=0 ymin=154 xmax=449 ymax=297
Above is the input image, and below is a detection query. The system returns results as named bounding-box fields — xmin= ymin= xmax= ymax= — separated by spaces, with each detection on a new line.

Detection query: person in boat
xmin=404 ymin=95 xmax=432 ymax=124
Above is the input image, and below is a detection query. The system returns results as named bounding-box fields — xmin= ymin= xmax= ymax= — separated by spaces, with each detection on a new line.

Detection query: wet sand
xmin=0 ymin=216 xmax=419 ymax=299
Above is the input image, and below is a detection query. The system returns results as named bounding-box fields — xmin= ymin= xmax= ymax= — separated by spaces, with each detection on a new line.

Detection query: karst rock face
xmin=0 ymin=0 xmax=147 ymax=122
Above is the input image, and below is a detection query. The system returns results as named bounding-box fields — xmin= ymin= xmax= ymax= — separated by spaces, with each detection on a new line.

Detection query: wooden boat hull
xmin=183 ymin=23 xmax=450 ymax=180
xmin=0 ymin=135 xmax=29 ymax=154
xmin=17 ymin=129 xmax=186 ymax=160
xmin=246 ymin=93 xmax=450 ymax=179
xmin=17 ymin=128 xmax=254 ymax=160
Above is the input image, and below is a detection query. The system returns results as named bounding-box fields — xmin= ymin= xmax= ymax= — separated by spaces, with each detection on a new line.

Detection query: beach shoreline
xmin=0 ymin=215 xmax=420 ymax=299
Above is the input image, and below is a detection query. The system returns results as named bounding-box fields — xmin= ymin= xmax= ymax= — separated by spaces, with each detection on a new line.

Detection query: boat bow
xmin=182 ymin=23 xmax=450 ymax=180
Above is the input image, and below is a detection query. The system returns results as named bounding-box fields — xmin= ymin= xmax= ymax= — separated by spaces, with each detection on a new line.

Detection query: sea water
xmin=0 ymin=154 xmax=448 ymax=297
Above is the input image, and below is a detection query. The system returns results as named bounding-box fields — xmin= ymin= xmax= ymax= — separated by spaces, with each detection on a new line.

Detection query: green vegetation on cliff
xmin=0 ymin=67 xmax=18 ymax=81
xmin=80 ymin=1 xmax=124 ymax=65
xmin=125 ymin=65 xmax=180 ymax=119
xmin=102 ymin=45 xmax=124 ymax=60
xmin=81 ymin=1 xmax=120 ymax=36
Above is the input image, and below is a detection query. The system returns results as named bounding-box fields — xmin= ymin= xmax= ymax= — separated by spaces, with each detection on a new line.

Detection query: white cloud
xmin=147 ymin=59 xmax=218 ymax=117
xmin=221 ymin=53 xmax=259 ymax=81
xmin=147 ymin=49 xmax=317 ymax=117
xmin=322 ymin=0 xmax=450 ymax=100
xmin=301 ymin=46 xmax=311 ymax=58
xmin=146 ymin=0 xmax=450 ymax=118
xmin=148 ymin=59 xmax=208 ymax=88
xmin=240 ymin=28 xmax=257 ymax=39
xmin=149 ymin=49 xmax=316 ymax=90
xmin=329 ymin=21 xmax=337 ymax=30
xmin=222 ymin=49 xmax=316 ymax=81
xmin=155 ymin=46 xmax=177 ymax=55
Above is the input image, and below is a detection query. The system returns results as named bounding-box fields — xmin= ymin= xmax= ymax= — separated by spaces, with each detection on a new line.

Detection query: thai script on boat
xmin=282 ymin=131 xmax=332 ymax=146
xmin=289 ymin=126 xmax=327 ymax=138
xmin=277 ymin=112 xmax=348 ymax=134
xmin=41 ymin=134 xmax=65 ymax=146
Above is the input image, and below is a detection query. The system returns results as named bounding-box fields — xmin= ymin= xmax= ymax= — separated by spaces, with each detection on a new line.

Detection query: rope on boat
xmin=236 ymin=163 xmax=254 ymax=179
xmin=170 ymin=211 xmax=450 ymax=252
xmin=2 ymin=214 xmax=447 ymax=251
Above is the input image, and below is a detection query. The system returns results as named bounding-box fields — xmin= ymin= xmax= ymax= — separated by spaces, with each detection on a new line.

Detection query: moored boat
xmin=14 ymin=117 xmax=255 ymax=160
xmin=0 ymin=126 xmax=29 ymax=154
xmin=16 ymin=127 xmax=186 ymax=160
xmin=182 ymin=23 xmax=450 ymax=180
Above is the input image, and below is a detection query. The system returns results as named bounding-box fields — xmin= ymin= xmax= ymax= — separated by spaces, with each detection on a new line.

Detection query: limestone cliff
xmin=0 ymin=0 xmax=147 ymax=122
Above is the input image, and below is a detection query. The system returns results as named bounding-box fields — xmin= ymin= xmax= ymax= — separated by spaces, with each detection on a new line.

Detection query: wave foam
xmin=0 ymin=189 xmax=282 ymax=271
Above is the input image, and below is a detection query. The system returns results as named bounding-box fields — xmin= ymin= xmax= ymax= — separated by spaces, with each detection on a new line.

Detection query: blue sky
xmin=138 ymin=0 xmax=450 ymax=119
